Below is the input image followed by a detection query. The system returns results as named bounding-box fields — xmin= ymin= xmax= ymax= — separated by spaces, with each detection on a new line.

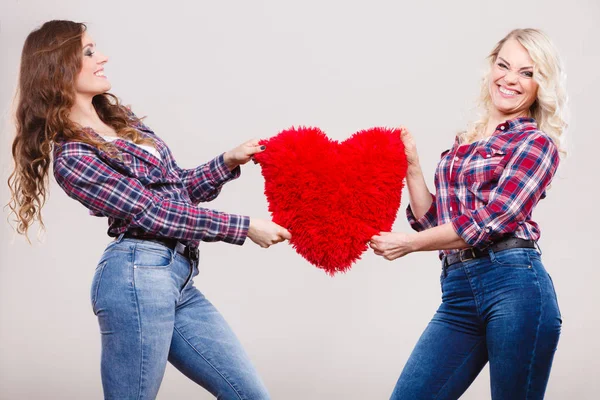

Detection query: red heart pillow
xmin=254 ymin=127 xmax=407 ymax=275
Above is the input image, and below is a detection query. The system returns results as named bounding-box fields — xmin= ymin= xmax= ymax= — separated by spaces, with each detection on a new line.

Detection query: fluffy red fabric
xmin=254 ymin=127 xmax=407 ymax=275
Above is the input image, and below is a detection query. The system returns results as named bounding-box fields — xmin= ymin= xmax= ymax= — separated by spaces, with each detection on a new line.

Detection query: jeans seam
xmin=173 ymin=326 xmax=244 ymax=400
xmin=434 ymin=338 xmax=486 ymax=399
xmin=463 ymin=267 xmax=483 ymax=319
xmin=525 ymin=259 xmax=542 ymax=399
xmin=132 ymin=244 xmax=146 ymax=400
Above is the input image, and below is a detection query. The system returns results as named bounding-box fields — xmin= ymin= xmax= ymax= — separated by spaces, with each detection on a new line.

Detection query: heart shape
xmin=254 ymin=127 xmax=407 ymax=275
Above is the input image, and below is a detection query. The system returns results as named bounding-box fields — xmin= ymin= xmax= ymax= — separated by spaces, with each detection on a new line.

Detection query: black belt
xmin=122 ymin=233 xmax=199 ymax=262
xmin=443 ymin=237 xmax=536 ymax=267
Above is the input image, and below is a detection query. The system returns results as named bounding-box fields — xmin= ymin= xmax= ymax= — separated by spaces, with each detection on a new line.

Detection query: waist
xmin=122 ymin=233 xmax=199 ymax=262
xmin=443 ymin=237 xmax=537 ymax=268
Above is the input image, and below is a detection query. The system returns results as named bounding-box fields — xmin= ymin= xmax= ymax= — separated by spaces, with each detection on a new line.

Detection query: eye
xmin=521 ymin=71 xmax=533 ymax=78
xmin=85 ymin=49 xmax=96 ymax=57
xmin=497 ymin=62 xmax=508 ymax=69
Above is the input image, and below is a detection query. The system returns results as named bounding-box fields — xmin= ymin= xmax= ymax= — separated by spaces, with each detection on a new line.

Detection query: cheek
xmin=488 ymin=71 xmax=503 ymax=97
xmin=75 ymin=64 xmax=99 ymax=91
xmin=522 ymin=81 xmax=539 ymax=103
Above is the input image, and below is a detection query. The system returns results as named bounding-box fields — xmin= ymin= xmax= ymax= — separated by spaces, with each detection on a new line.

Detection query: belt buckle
xmin=459 ymin=248 xmax=477 ymax=262
xmin=189 ymin=247 xmax=199 ymax=262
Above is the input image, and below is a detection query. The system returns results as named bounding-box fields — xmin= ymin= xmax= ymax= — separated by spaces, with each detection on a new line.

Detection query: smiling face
xmin=488 ymin=38 xmax=539 ymax=118
xmin=75 ymin=31 xmax=111 ymax=97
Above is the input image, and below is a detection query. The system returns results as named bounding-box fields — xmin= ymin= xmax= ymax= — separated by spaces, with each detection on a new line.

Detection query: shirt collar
xmin=495 ymin=117 xmax=537 ymax=134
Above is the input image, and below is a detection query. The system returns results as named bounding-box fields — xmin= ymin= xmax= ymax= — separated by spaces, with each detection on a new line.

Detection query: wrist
xmin=223 ymin=152 xmax=237 ymax=171
xmin=407 ymin=163 xmax=423 ymax=178
xmin=409 ymin=233 xmax=423 ymax=252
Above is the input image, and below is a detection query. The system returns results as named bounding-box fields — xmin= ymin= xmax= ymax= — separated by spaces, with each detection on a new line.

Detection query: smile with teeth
xmin=94 ymin=70 xmax=105 ymax=77
xmin=499 ymin=86 xmax=519 ymax=96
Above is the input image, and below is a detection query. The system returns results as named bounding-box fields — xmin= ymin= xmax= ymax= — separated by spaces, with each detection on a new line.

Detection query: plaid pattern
xmin=407 ymin=118 xmax=560 ymax=258
xmin=53 ymin=113 xmax=249 ymax=248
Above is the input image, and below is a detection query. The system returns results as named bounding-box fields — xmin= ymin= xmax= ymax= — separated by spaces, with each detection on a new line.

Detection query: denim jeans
xmin=390 ymin=247 xmax=562 ymax=400
xmin=91 ymin=236 xmax=270 ymax=399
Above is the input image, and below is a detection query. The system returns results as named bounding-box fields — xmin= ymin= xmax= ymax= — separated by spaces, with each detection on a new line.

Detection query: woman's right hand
xmin=400 ymin=126 xmax=420 ymax=168
xmin=247 ymin=218 xmax=292 ymax=248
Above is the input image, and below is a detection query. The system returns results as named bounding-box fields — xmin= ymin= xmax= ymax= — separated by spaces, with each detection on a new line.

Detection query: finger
xmin=280 ymin=229 xmax=292 ymax=240
xmin=373 ymin=249 xmax=384 ymax=256
xmin=246 ymin=145 xmax=266 ymax=156
xmin=369 ymin=241 xmax=381 ymax=251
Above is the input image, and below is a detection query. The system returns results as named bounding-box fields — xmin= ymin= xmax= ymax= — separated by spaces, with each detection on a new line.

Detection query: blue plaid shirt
xmin=53 ymin=114 xmax=249 ymax=248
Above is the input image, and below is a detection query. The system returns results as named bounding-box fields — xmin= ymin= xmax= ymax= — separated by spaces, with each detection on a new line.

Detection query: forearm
xmin=406 ymin=164 xmax=433 ymax=219
xmin=411 ymin=222 xmax=470 ymax=252
xmin=177 ymin=154 xmax=241 ymax=203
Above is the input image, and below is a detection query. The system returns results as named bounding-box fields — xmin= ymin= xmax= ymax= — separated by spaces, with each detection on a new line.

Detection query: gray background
xmin=1 ymin=0 xmax=598 ymax=399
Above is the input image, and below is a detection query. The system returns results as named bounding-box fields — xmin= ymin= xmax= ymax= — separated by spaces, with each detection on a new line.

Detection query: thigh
xmin=484 ymin=250 xmax=561 ymax=400
xmin=391 ymin=268 xmax=488 ymax=400
xmin=93 ymin=242 xmax=180 ymax=399
xmin=168 ymin=286 xmax=270 ymax=400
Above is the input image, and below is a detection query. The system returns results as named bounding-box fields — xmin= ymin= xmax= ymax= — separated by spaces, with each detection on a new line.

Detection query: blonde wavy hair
xmin=462 ymin=28 xmax=568 ymax=156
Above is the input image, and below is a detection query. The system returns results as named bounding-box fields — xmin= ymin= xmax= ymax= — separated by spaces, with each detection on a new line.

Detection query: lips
xmin=498 ymin=85 xmax=520 ymax=98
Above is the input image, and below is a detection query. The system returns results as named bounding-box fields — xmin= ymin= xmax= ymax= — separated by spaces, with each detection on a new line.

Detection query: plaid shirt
xmin=407 ymin=117 xmax=560 ymax=258
xmin=53 ymin=114 xmax=249 ymax=248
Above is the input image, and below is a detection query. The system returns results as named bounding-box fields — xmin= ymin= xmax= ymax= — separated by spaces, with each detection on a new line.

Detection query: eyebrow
xmin=498 ymin=57 xmax=533 ymax=70
xmin=83 ymin=43 xmax=96 ymax=49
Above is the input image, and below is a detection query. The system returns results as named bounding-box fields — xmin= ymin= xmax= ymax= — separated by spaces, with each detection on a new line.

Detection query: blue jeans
xmin=91 ymin=236 xmax=270 ymax=399
xmin=391 ymin=247 xmax=562 ymax=400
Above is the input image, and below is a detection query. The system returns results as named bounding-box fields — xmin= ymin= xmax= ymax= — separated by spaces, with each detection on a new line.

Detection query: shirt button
xmin=454 ymin=156 xmax=459 ymax=161
xmin=486 ymin=154 xmax=491 ymax=158
xmin=450 ymin=207 xmax=453 ymax=212
xmin=500 ymin=125 xmax=505 ymax=130
xmin=485 ymin=227 xmax=492 ymax=232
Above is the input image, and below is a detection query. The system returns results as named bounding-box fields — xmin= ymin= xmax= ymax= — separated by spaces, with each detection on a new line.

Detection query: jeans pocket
xmin=133 ymin=244 xmax=174 ymax=269
xmin=91 ymin=260 xmax=108 ymax=314
xmin=490 ymin=248 xmax=533 ymax=268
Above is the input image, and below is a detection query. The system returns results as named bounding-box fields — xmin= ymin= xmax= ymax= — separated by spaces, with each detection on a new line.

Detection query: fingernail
xmin=260 ymin=145 xmax=266 ymax=150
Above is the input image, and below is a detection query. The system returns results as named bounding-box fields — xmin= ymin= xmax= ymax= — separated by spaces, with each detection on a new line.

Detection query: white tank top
xmin=101 ymin=135 xmax=162 ymax=161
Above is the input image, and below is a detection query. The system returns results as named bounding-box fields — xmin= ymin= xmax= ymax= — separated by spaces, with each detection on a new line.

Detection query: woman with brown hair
xmin=8 ymin=20 xmax=288 ymax=399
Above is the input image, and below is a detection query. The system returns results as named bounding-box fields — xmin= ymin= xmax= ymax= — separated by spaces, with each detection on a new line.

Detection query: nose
xmin=97 ymin=51 xmax=109 ymax=65
xmin=503 ymin=69 xmax=519 ymax=85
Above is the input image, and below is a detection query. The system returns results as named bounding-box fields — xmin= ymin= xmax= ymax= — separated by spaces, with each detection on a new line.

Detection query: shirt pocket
xmin=466 ymin=146 xmax=507 ymax=185
xmin=465 ymin=146 xmax=508 ymax=204
xmin=101 ymin=152 xmax=135 ymax=175
xmin=130 ymin=157 xmax=165 ymax=185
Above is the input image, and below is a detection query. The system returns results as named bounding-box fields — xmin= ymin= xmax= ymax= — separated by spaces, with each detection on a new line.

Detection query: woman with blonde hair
xmin=8 ymin=20 xmax=290 ymax=399
xmin=370 ymin=28 xmax=566 ymax=399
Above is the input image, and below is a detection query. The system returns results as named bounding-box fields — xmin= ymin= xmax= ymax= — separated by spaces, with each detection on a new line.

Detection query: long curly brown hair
xmin=8 ymin=20 xmax=154 ymax=240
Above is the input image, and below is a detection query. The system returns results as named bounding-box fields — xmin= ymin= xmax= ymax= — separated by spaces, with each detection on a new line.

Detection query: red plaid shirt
xmin=407 ymin=117 xmax=560 ymax=258
xmin=53 ymin=114 xmax=249 ymax=248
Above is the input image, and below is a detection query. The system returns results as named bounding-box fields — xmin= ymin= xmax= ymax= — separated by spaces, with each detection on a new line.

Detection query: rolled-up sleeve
xmin=451 ymin=133 xmax=559 ymax=247
xmin=406 ymin=193 xmax=438 ymax=232
xmin=173 ymin=153 xmax=242 ymax=204
xmin=54 ymin=154 xmax=249 ymax=245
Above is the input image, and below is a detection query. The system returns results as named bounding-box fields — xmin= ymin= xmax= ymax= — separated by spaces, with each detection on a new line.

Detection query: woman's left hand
xmin=370 ymin=232 xmax=416 ymax=261
xmin=223 ymin=139 xmax=266 ymax=170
